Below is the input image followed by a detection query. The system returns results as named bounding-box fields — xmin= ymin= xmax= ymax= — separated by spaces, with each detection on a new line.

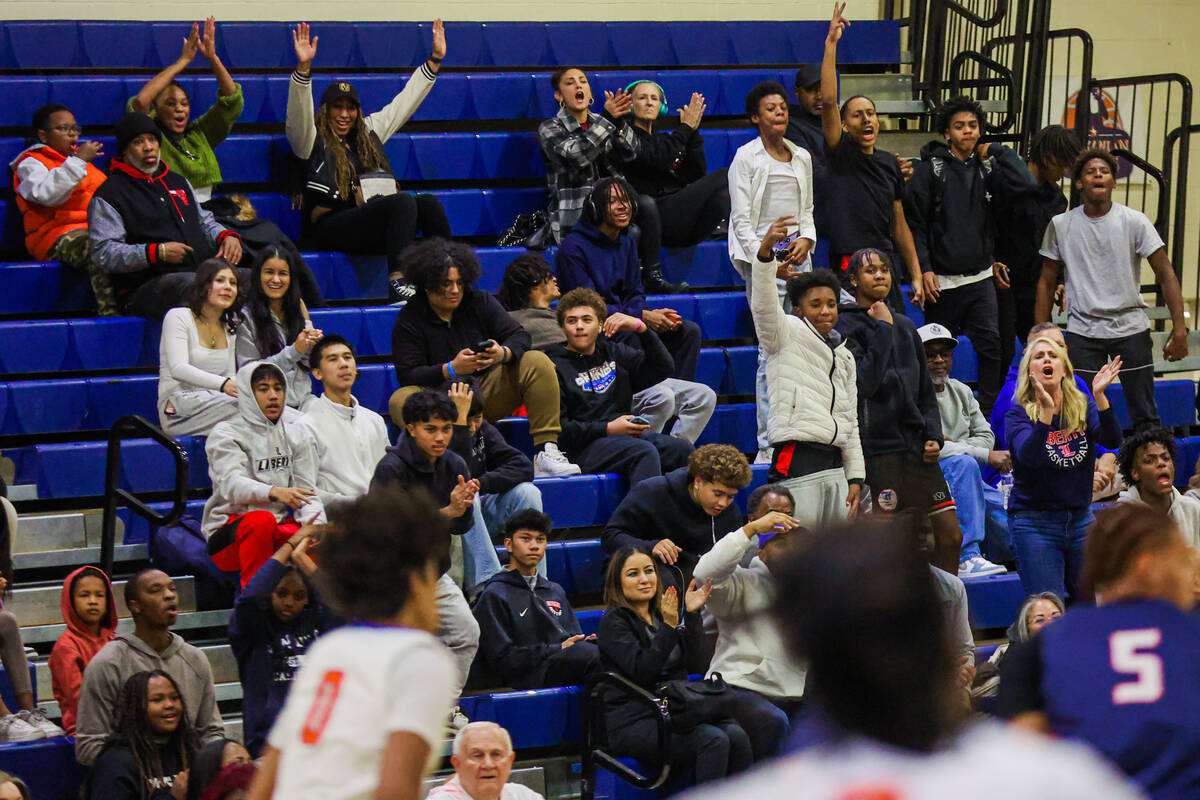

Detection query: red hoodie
xmin=49 ymin=566 xmax=118 ymax=734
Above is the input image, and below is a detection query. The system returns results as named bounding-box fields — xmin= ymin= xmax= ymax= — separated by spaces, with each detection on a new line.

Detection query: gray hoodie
xmin=201 ymin=361 xmax=325 ymax=539
xmin=74 ymin=631 xmax=225 ymax=765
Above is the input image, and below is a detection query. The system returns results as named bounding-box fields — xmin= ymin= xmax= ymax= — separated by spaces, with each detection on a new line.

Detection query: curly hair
xmin=314 ymin=96 xmax=392 ymax=203
xmin=556 ymin=287 xmax=607 ymax=327
xmin=745 ymin=81 xmax=788 ymax=120
xmin=316 ymin=486 xmax=451 ymax=620
xmin=184 ymin=259 xmax=242 ymax=332
xmin=1116 ymin=426 xmax=1177 ymax=487
xmin=1071 ymin=146 xmax=1119 ymax=183
xmin=687 ymin=444 xmax=752 ymax=489
xmin=936 ymin=95 xmax=985 ymax=134
xmin=1028 ymin=124 xmax=1082 ymax=171
xmin=402 ymin=238 xmax=482 ymax=296
xmin=497 ymin=253 xmax=555 ymax=311
xmin=787 ymin=268 xmax=843 ymax=309
xmin=244 ymin=246 xmax=306 ymax=364
xmin=109 ymin=670 xmax=199 ymax=800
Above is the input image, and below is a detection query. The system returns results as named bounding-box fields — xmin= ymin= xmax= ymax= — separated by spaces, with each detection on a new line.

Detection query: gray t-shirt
xmin=1040 ymin=202 xmax=1164 ymax=338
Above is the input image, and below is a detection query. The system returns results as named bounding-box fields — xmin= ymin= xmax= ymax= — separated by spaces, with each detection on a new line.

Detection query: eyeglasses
xmin=47 ymin=125 xmax=81 ymax=135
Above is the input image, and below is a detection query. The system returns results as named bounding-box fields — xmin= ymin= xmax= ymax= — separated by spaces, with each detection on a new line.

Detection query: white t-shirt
xmin=267 ymin=626 xmax=455 ymax=800
xmin=757 ymin=158 xmax=803 ymax=239
xmin=1040 ymin=202 xmax=1164 ymax=338
xmin=678 ymin=722 xmax=1145 ymax=800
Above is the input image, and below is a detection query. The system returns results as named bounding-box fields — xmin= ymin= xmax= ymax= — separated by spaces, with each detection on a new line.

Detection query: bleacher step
xmin=18 ymin=605 xmax=226 ymax=647
xmin=13 ymin=510 xmax=123 ymax=554
xmin=7 ymin=575 xmax=195 ymax=626
xmin=8 ymin=483 xmax=37 ymax=501
xmin=13 ymin=543 xmax=148 ymax=570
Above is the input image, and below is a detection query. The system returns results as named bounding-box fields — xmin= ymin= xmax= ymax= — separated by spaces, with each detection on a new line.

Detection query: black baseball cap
xmin=321 ymin=80 xmax=361 ymax=107
xmin=794 ymin=64 xmax=822 ymax=89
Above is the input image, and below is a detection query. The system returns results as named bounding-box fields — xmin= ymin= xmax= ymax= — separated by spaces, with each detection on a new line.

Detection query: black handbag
xmin=656 ymin=672 xmax=736 ymax=732
xmin=497 ymin=210 xmax=552 ymax=250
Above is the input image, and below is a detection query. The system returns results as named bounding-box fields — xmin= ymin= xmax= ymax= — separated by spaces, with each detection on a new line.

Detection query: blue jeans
xmin=939 ymin=455 xmax=1009 ymax=562
xmin=1008 ymin=507 xmax=1093 ymax=603
xmin=481 ymin=481 xmax=547 ymax=580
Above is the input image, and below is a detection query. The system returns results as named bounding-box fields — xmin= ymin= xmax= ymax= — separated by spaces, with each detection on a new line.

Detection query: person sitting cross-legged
xmin=471 ymin=510 xmax=600 ymax=690
xmin=918 ymin=322 xmax=1010 ymax=578
xmin=546 ymin=287 xmax=693 ymax=484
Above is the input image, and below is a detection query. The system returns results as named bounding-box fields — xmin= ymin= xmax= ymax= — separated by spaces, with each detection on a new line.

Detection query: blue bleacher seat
xmin=434 ymin=22 xmax=485 ymax=68
xmin=694 ymin=349 xmax=727 ymax=393
xmin=79 ymin=21 xmax=155 ymax=68
xmin=576 ymin=608 xmax=602 ymax=637
xmin=485 ymin=188 xmax=546 ymax=236
xmin=607 ymin=21 xmax=674 ymax=66
xmin=215 ymin=134 xmax=275 ymax=184
xmin=963 ymin=573 xmax=1025 ymax=629
xmin=88 ymin=375 xmax=159 ymax=429
xmin=353 ymin=22 xmax=423 ymax=68
xmin=475 ymin=131 xmax=544 ymax=180
xmin=725 ymin=346 xmax=757 ymax=394
xmin=1106 ymin=379 xmax=1198 ymax=429
xmin=9 ymin=379 xmax=87 ymax=435
xmin=7 ymin=20 xmax=80 ymax=68
xmin=409 ymin=74 xmax=473 ymax=122
xmin=546 ymin=22 xmax=615 ymax=66
xmin=408 ymin=133 xmax=479 ymax=181
xmin=537 ymin=474 xmax=623 ymax=529
xmin=0 ymin=320 xmax=70 ymax=373
xmin=382 ymin=135 xmax=417 ymax=181
xmin=667 ymin=22 xmax=733 ymax=66
xmin=348 ymin=364 xmax=391 ymax=415
xmin=727 ymin=25 xmax=794 ymax=65
xmin=695 ymin=402 xmax=756 ymax=452
xmin=307 ymin=309 xmax=364 ymax=351
xmin=557 ymin=539 xmax=608 ymax=595
xmin=467 ymin=73 xmax=541 ymax=121
xmin=50 ymin=76 xmax=125 ymax=130
xmin=360 ymin=307 xmax=400 ymax=357
xmin=69 ymin=318 xmax=147 ymax=371
xmin=0 ymin=739 xmax=86 ymax=800
xmin=692 ymin=292 xmax=752 ymax=339
xmin=949 ymin=336 xmax=978 ymax=383
xmin=652 ymin=70 xmax=723 ymax=118
xmin=482 ymin=22 xmax=552 ymax=67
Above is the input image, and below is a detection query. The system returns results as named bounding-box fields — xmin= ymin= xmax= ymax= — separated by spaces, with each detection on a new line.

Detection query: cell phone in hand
xmin=772 ymin=231 xmax=800 ymax=260
xmin=304 ymin=319 xmax=314 ymax=330
xmin=630 ymin=415 xmax=651 ymax=426
xmin=471 ymin=340 xmax=493 ymax=353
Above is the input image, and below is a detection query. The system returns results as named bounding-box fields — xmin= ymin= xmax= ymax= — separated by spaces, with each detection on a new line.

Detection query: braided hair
xmin=109 ymin=670 xmax=199 ymax=800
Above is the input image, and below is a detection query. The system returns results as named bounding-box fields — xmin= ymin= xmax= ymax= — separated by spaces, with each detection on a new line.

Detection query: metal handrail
xmin=579 ymin=671 xmax=672 ymax=800
xmin=948 ymin=50 xmax=1018 ymax=132
xmin=99 ymin=415 xmax=190 ymax=576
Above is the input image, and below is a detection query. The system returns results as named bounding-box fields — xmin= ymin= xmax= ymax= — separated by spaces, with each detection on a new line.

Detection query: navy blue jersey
xmin=999 ymin=599 xmax=1200 ymax=798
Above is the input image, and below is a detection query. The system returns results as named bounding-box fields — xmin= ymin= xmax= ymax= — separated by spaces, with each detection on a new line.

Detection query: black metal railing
xmin=99 ymin=415 xmax=190 ymax=576
xmin=579 ymin=672 xmax=672 ymax=800
xmin=1165 ymin=124 xmax=1200 ymax=313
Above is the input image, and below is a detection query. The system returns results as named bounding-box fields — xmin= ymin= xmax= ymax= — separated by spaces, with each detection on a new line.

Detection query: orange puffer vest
xmin=12 ymin=146 xmax=106 ymax=261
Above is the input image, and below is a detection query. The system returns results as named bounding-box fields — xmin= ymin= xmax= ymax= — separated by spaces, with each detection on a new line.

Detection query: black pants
xmin=723 ymin=687 xmax=793 ymax=761
xmin=575 ymin=432 xmax=693 ymax=485
xmin=310 ymin=192 xmax=451 ymax=274
xmin=924 ymin=277 xmax=1002 ymax=416
xmin=997 ymin=277 xmax=1039 ymax=373
xmin=640 ymin=170 xmax=730 ymax=250
xmin=535 ymin=639 xmax=601 ymax=689
xmin=1066 ymin=329 xmax=1158 ymax=429
xmin=609 ymin=715 xmax=752 ymax=786
xmin=658 ymin=320 xmax=701 ymax=381
xmin=122 ymin=268 xmax=251 ymax=320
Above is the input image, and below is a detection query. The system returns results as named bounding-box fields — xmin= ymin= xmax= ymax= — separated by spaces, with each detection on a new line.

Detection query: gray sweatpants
xmin=0 ymin=610 xmax=31 ymax=707
xmin=435 ymin=573 xmax=480 ymax=702
xmin=774 ymin=468 xmax=849 ymax=529
xmin=633 ymin=379 xmax=717 ymax=444
xmin=159 ymin=389 xmax=239 ymax=438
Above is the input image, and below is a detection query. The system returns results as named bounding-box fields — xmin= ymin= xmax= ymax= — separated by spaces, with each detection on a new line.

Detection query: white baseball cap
xmin=917 ymin=323 xmax=958 ymax=348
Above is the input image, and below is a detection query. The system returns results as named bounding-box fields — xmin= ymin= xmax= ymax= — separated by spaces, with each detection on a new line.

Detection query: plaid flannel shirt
xmin=537 ymin=107 xmax=639 ymax=242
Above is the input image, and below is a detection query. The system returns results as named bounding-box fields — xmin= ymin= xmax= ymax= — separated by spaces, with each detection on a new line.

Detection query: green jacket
xmin=126 ymin=82 xmax=244 ymax=190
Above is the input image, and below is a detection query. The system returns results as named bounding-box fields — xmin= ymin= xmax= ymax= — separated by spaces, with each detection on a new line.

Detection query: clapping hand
xmin=1091 ymin=355 xmax=1122 ymax=397
xmin=198 ymin=17 xmax=218 ymax=62
xmin=180 ymin=23 xmax=200 ymax=65
xmin=678 ymin=92 xmax=706 ymax=129
xmin=430 ymin=19 xmax=447 ymax=62
xmin=684 ymin=578 xmax=713 ymax=613
xmin=603 ymin=89 xmax=633 ymax=117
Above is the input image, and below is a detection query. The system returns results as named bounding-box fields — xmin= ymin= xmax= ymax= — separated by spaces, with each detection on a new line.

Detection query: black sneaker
xmin=389 ymin=279 xmax=416 ymax=305
xmin=643 ymin=266 xmax=687 ymax=294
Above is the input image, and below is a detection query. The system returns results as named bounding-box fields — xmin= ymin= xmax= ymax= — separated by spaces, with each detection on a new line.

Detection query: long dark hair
xmin=184 ymin=259 xmax=242 ymax=333
xmin=770 ymin=514 xmax=959 ymax=752
xmin=245 ymin=246 xmax=305 ymax=360
xmin=602 ymin=546 xmax=664 ymax=615
xmin=108 ymin=670 xmax=199 ymax=800
xmin=314 ymin=98 xmax=392 ymax=202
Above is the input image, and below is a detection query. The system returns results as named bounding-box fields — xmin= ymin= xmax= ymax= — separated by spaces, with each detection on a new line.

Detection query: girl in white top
xmin=236 ymin=247 xmax=323 ymax=412
xmin=158 ymin=259 xmax=241 ymax=436
xmin=248 ymin=488 xmax=456 ymax=800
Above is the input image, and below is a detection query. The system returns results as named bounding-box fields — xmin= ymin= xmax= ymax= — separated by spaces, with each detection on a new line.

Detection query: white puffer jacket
xmin=750 ymin=256 xmax=865 ymax=481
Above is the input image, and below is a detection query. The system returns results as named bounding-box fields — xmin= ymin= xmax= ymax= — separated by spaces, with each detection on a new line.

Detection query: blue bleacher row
xmin=0 ymin=20 xmax=900 ymax=70
xmin=0 ymin=129 xmax=761 ymax=185
xmin=0 ymin=67 xmax=848 ymax=130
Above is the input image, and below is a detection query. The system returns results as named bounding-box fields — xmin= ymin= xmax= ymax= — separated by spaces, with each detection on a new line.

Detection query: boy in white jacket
xmin=1116 ymin=426 xmax=1200 ymax=549
xmin=299 ymin=334 xmax=390 ymax=506
xmin=751 ymin=218 xmax=864 ymax=527
xmin=203 ymin=361 xmax=325 ymax=588
xmin=693 ymin=485 xmax=809 ymax=761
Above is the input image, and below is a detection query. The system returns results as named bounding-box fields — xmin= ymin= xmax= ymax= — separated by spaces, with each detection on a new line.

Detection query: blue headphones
xmin=624 ymin=80 xmax=669 ymax=117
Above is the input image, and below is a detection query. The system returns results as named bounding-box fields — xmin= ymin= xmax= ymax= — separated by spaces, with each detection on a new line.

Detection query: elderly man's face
xmin=454 ymin=726 xmax=515 ymax=800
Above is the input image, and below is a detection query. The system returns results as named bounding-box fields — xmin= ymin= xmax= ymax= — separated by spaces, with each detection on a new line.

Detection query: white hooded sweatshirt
xmin=1117 ymin=484 xmax=1200 ymax=548
xmin=201 ymin=361 xmax=325 ymax=539
xmin=298 ymin=393 xmax=390 ymax=506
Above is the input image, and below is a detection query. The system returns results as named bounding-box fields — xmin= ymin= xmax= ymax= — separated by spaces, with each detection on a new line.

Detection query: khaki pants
xmin=389 ymin=350 xmax=562 ymax=446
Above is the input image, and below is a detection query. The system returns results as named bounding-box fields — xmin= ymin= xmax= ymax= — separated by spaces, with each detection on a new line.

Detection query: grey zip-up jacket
xmin=74 ymin=631 xmax=225 ymax=765
xmin=201 ymin=361 xmax=325 ymax=539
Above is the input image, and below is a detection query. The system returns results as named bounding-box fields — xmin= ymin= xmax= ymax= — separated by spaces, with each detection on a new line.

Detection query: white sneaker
xmin=958 ymin=556 xmax=1007 ymax=578
xmin=754 ymin=449 xmax=773 ymax=465
xmin=19 ymin=708 xmax=65 ymax=738
xmin=447 ymin=705 xmax=469 ymax=732
xmin=533 ymin=443 xmax=581 ymax=478
xmin=0 ymin=712 xmax=45 ymax=742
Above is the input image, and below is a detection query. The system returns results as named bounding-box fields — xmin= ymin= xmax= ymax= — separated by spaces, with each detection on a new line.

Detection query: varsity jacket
xmin=750 ymin=254 xmax=864 ymax=481
xmin=11 ymin=143 xmax=106 ymax=260
xmin=200 ymin=361 xmax=326 ymax=540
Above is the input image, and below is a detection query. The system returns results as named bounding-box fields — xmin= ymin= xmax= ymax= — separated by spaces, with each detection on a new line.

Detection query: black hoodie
xmin=601 ymin=466 xmax=743 ymax=578
xmin=835 ymin=304 xmax=943 ymax=456
xmin=370 ymin=432 xmax=473 ymax=537
xmin=623 ymin=122 xmax=707 ymax=198
xmin=449 ymin=419 xmax=534 ymax=496
xmin=471 ymin=568 xmax=584 ymax=688
xmin=903 ymin=140 xmax=1031 ymax=277
xmin=545 ymin=330 xmax=673 ymax=455
xmin=992 ymin=177 xmax=1068 ymax=287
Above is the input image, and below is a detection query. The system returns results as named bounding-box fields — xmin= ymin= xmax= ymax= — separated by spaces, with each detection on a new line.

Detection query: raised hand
xmin=75 ymin=140 xmax=104 ymax=162
xmin=603 ymin=89 xmax=632 ymax=117
xmin=684 ymin=578 xmax=713 ymax=613
xmin=827 ymin=2 xmax=850 ymax=44
xmin=651 ymin=538 xmax=682 ymax=565
xmin=757 ymin=215 xmax=797 ymax=259
xmin=180 ymin=22 xmax=200 ymax=64
xmin=293 ymin=22 xmax=319 ymax=70
xmin=678 ymin=92 xmax=706 ymax=129
xmin=660 ymin=586 xmax=680 ymax=628
xmin=1091 ymin=355 xmax=1122 ymax=397
xmin=867 ymin=300 xmax=893 ymax=325
xmin=198 ymin=17 xmax=217 ymax=61
xmin=448 ymin=381 xmax=474 ymax=423
xmin=430 ymin=19 xmax=447 ymax=61
xmin=602 ymin=311 xmax=645 ymax=337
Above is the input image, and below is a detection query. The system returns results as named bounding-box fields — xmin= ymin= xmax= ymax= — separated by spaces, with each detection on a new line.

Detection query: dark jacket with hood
xmin=555 ymin=218 xmax=646 ymax=319
xmin=902 ymin=140 xmax=1030 ymax=277
xmin=992 ymin=176 xmax=1068 ymax=287
xmin=450 ymin=419 xmax=534 ymax=496
xmin=835 ymin=304 xmax=943 ymax=456
xmin=471 ymin=568 xmax=583 ymax=688
xmin=49 ymin=566 xmax=118 ymax=735
xmin=545 ymin=330 xmax=673 ymax=455
xmin=229 ymin=558 xmax=336 ymax=757
xmin=392 ymin=289 xmax=531 ymax=388
xmin=623 ymin=122 xmax=707 ymax=198
xmin=88 ymin=737 xmax=187 ymax=800
xmin=370 ymin=431 xmax=473 ymax=537
xmin=601 ymin=466 xmax=743 ymax=579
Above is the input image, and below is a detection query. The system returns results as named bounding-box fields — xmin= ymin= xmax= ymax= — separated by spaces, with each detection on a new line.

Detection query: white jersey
xmin=268 ymin=626 xmax=456 ymax=800
xmin=679 ymin=722 xmax=1145 ymax=800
